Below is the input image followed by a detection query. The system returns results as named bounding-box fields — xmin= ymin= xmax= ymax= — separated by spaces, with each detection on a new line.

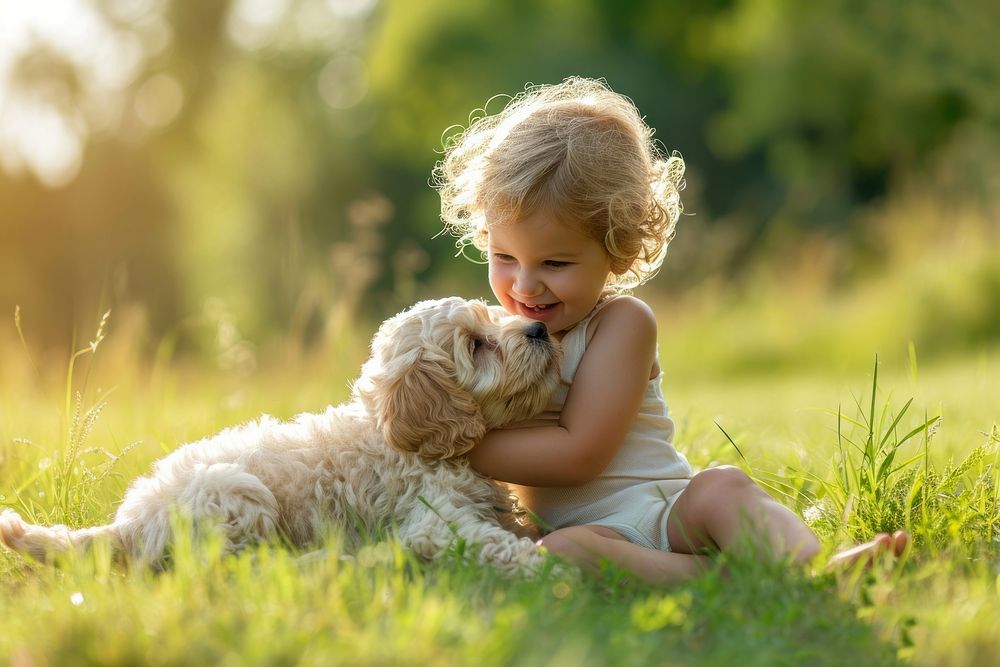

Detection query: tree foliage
xmin=1 ymin=0 xmax=996 ymax=349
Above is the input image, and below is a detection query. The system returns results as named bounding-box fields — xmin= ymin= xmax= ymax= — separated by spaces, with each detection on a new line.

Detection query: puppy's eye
xmin=471 ymin=337 xmax=484 ymax=353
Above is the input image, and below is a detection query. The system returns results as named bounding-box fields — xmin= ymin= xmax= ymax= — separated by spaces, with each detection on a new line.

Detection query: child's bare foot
xmin=826 ymin=530 xmax=908 ymax=570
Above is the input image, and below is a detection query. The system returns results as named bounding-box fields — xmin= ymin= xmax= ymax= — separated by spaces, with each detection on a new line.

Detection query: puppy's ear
xmin=357 ymin=350 xmax=486 ymax=459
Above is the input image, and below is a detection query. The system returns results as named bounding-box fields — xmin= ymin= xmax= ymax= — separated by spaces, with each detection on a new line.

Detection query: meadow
xmin=2 ymin=2 xmax=997 ymax=664
xmin=1 ymin=216 xmax=998 ymax=667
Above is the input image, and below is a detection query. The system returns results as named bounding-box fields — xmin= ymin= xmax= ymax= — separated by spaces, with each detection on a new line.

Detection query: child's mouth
xmin=516 ymin=301 xmax=557 ymax=320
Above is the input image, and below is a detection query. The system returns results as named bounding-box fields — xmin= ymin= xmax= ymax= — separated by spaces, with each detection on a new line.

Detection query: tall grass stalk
xmin=6 ymin=309 xmax=136 ymax=525
xmin=803 ymin=360 xmax=999 ymax=559
xmin=64 ymin=309 xmax=110 ymax=424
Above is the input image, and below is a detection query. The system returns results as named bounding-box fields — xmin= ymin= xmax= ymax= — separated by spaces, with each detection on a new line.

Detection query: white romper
xmin=509 ymin=297 xmax=692 ymax=550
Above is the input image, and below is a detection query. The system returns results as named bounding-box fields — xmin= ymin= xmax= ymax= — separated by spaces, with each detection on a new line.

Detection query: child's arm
xmin=468 ymin=296 xmax=658 ymax=486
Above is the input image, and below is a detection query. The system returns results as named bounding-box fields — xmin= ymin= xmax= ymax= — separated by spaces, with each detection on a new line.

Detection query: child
xmin=434 ymin=77 xmax=906 ymax=584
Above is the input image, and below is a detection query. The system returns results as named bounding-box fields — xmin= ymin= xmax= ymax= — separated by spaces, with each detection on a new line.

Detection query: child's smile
xmin=511 ymin=299 xmax=559 ymax=324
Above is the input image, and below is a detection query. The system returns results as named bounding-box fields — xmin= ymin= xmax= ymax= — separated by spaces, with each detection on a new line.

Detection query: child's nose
xmin=513 ymin=269 xmax=543 ymax=297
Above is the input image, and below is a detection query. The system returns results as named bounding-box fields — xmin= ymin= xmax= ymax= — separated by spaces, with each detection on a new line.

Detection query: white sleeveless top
xmin=510 ymin=297 xmax=692 ymax=550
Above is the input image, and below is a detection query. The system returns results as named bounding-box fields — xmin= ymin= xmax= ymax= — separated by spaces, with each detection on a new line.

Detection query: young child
xmin=433 ymin=77 xmax=906 ymax=585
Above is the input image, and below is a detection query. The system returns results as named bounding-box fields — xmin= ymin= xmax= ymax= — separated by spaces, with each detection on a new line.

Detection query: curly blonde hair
xmin=433 ymin=77 xmax=685 ymax=289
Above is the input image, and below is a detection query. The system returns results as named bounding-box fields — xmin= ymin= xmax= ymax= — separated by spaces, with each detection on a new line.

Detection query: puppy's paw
xmin=0 ymin=509 xmax=28 ymax=548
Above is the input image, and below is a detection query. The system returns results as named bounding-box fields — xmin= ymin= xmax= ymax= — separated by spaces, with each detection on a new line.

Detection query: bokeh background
xmin=2 ymin=0 xmax=998 ymax=379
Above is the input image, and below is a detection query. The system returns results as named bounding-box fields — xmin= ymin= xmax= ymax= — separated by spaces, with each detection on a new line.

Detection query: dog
xmin=0 ymin=297 xmax=562 ymax=573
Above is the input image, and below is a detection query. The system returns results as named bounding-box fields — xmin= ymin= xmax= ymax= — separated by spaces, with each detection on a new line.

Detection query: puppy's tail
xmin=1 ymin=463 xmax=281 ymax=566
xmin=0 ymin=509 xmax=120 ymax=562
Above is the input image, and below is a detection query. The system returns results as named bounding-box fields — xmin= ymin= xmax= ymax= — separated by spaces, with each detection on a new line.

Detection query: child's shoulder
xmin=588 ymin=295 xmax=657 ymax=341
xmin=596 ymin=295 xmax=656 ymax=322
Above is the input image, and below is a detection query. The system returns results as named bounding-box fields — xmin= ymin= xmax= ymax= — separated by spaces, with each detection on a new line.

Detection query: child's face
xmin=486 ymin=209 xmax=612 ymax=336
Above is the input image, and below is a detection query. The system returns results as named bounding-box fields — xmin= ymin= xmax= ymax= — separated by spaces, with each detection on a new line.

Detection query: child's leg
xmin=666 ymin=466 xmax=821 ymax=563
xmin=537 ymin=467 xmax=908 ymax=585
xmin=535 ymin=466 xmax=818 ymax=585
xmin=538 ymin=525 xmax=712 ymax=586
xmin=667 ymin=466 xmax=908 ymax=567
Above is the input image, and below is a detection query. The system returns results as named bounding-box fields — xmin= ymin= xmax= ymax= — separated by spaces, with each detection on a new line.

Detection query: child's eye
xmin=491 ymin=253 xmax=516 ymax=263
xmin=544 ymin=260 xmax=570 ymax=268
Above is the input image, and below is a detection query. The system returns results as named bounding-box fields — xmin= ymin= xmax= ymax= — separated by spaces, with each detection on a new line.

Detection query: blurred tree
xmin=0 ymin=0 xmax=996 ymax=353
xmin=698 ymin=0 xmax=999 ymax=235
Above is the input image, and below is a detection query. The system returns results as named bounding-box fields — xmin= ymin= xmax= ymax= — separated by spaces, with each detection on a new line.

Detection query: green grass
xmin=0 ymin=537 xmax=905 ymax=667
xmin=2 ymin=299 xmax=999 ymax=666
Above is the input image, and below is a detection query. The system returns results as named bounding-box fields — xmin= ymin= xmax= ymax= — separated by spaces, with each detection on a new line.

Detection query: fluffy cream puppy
xmin=0 ymin=297 xmax=561 ymax=573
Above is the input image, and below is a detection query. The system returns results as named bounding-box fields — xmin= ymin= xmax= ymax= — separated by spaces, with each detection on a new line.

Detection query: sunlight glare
xmin=0 ymin=93 xmax=83 ymax=187
xmin=0 ymin=0 xmax=158 ymax=186
xmin=226 ymin=0 xmax=292 ymax=51
xmin=326 ymin=0 xmax=378 ymax=18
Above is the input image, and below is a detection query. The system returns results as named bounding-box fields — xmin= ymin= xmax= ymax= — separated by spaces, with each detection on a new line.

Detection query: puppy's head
xmin=354 ymin=297 xmax=562 ymax=460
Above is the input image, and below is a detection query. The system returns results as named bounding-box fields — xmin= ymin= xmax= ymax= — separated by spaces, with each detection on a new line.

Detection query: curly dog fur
xmin=0 ymin=297 xmax=561 ymax=572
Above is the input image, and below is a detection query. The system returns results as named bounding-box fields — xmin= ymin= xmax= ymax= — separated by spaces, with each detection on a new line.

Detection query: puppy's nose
xmin=525 ymin=322 xmax=549 ymax=340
